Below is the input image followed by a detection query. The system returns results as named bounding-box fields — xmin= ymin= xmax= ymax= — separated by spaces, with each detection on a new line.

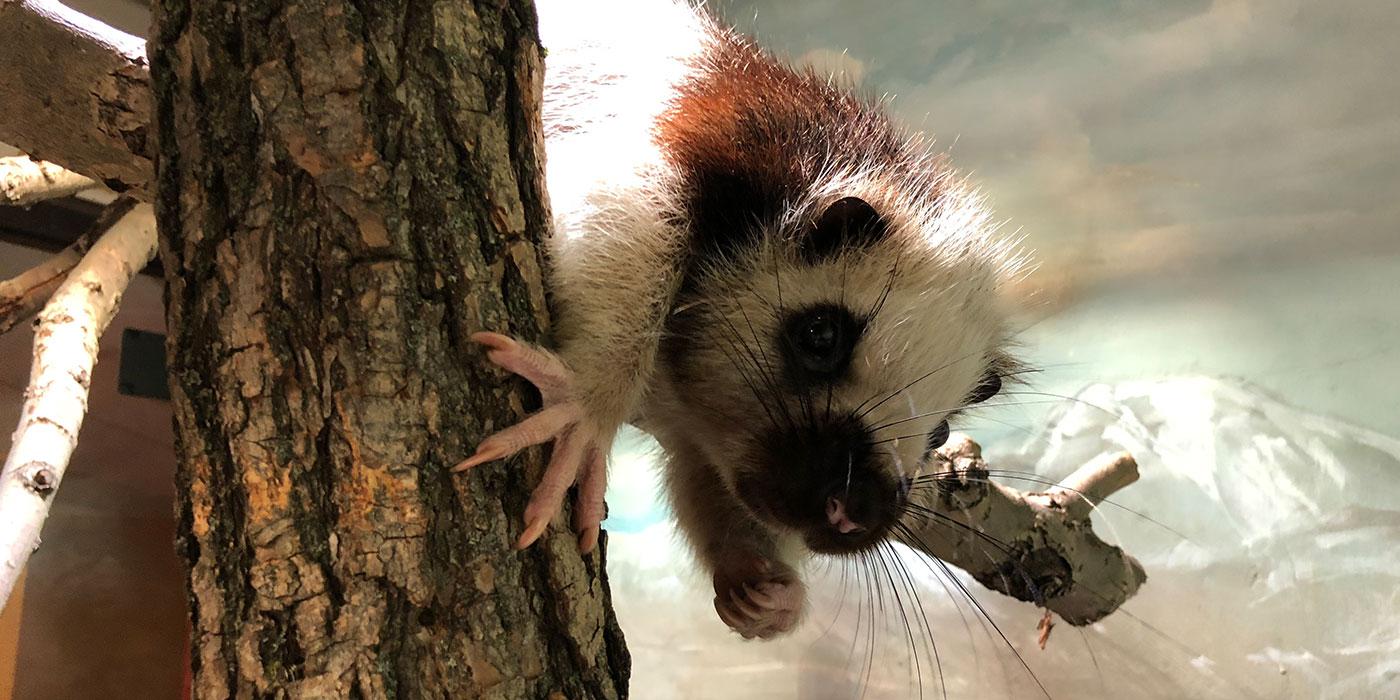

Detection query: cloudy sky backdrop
xmin=730 ymin=0 xmax=1399 ymax=275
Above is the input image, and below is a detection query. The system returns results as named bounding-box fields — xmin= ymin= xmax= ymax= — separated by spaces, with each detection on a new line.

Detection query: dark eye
xmin=780 ymin=305 xmax=862 ymax=385
xmin=966 ymin=372 xmax=1002 ymax=404
xmin=926 ymin=420 xmax=950 ymax=453
xmin=798 ymin=313 xmax=839 ymax=357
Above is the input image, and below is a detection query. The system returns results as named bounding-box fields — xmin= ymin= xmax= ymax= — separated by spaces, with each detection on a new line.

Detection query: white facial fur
xmin=656 ymin=169 xmax=1020 ymax=532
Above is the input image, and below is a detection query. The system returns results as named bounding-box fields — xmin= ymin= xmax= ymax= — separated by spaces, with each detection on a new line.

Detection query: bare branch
xmin=0 ymin=197 xmax=138 ymax=336
xmin=0 ymin=200 xmax=156 ymax=608
xmin=0 ymin=156 xmax=99 ymax=207
xmin=903 ymin=434 xmax=1147 ymax=626
xmin=0 ymin=1 xmax=151 ymax=197
xmin=0 ymin=247 xmax=79 ymax=336
xmin=1044 ymin=450 xmax=1141 ymax=521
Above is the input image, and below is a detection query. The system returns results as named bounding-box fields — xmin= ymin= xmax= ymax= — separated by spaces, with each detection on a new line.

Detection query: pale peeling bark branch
xmin=0 ymin=246 xmax=81 ymax=337
xmin=0 ymin=198 xmax=137 ymax=336
xmin=0 ymin=200 xmax=156 ymax=608
xmin=0 ymin=156 xmax=99 ymax=207
xmin=904 ymin=434 xmax=1146 ymax=626
xmin=1046 ymin=449 xmax=1142 ymax=521
xmin=0 ymin=1 xmax=152 ymax=197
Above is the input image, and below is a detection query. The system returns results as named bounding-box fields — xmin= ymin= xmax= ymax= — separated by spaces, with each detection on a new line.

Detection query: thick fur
xmin=537 ymin=0 xmax=1023 ymax=634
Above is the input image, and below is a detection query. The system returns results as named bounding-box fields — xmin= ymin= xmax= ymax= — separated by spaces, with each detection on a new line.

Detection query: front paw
xmin=712 ymin=557 xmax=806 ymax=640
xmin=451 ymin=332 xmax=611 ymax=553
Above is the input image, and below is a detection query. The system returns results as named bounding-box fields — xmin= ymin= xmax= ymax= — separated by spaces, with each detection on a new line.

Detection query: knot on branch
xmin=19 ymin=462 xmax=57 ymax=497
xmin=931 ymin=434 xmax=991 ymax=507
xmin=971 ymin=542 xmax=1074 ymax=605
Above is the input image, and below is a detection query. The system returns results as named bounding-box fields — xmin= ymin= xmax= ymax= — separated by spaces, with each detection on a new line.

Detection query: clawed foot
xmin=713 ymin=556 xmax=806 ymax=640
xmin=452 ymin=332 xmax=609 ymax=553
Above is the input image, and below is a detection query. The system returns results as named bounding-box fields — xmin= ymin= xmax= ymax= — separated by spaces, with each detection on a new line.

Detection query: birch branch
xmin=0 ymin=243 xmax=84 ymax=337
xmin=0 ymin=1 xmax=152 ymax=197
xmin=0 ymin=198 xmax=138 ymax=336
xmin=0 ymin=201 xmax=156 ymax=608
xmin=901 ymin=434 xmax=1146 ymax=626
xmin=0 ymin=156 xmax=99 ymax=207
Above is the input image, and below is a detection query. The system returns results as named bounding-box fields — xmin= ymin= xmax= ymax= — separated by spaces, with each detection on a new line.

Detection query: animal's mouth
xmin=733 ymin=478 xmax=907 ymax=554
xmin=826 ymin=496 xmax=865 ymax=535
xmin=732 ymin=470 xmax=907 ymax=556
xmin=803 ymin=524 xmax=893 ymax=555
xmin=730 ymin=417 xmax=911 ymax=554
xmin=802 ymin=491 xmax=905 ymax=555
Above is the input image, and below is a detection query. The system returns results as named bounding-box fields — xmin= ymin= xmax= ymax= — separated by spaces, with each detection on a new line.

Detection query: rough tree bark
xmin=0 ymin=0 xmax=152 ymax=196
xmin=150 ymin=1 xmax=628 ymax=697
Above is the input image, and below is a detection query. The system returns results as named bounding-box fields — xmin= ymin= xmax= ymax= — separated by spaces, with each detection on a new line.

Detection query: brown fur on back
xmin=655 ymin=18 xmax=948 ymax=260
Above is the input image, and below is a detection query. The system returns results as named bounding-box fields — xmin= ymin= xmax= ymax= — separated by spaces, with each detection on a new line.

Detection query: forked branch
xmin=902 ymin=434 xmax=1146 ymax=626
xmin=0 ymin=198 xmax=138 ymax=336
xmin=0 ymin=199 xmax=156 ymax=607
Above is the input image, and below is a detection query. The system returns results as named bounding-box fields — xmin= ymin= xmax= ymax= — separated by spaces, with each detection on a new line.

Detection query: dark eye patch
xmin=801 ymin=196 xmax=889 ymax=263
xmin=779 ymin=303 xmax=864 ymax=388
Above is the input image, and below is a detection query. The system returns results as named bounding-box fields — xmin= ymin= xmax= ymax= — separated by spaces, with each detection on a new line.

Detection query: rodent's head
xmin=660 ymin=187 xmax=1021 ymax=556
xmin=651 ymin=38 xmax=1025 ymax=555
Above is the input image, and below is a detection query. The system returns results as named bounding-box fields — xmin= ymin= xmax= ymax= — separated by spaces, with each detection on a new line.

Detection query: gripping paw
xmin=452 ymin=332 xmax=609 ymax=553
xmin=713 ymin=557 xmax=806 ymax=640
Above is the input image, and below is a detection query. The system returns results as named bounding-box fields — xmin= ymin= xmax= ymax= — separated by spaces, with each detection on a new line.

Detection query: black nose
xmin=745 ymin=415 xmax=905 ymax=553
xmin=819 ymin=471 xmax=899 ymax=541
xmin=826 ymin=495 xmax=867 ymax=535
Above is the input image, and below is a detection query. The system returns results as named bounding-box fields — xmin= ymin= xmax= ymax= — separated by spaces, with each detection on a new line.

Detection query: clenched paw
xmin=451 ymin=332 xmax=609 ymax=553
xmin=713 ymin=558 xmax=806 ymax=640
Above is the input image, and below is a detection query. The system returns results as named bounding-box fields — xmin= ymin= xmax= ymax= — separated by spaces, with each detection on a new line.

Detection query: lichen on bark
xmin=149 ymin=1 xmax=628 ymax=696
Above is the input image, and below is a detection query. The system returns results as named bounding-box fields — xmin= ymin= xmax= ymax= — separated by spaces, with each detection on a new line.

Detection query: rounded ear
xmin=965 ymin=371 xmax=1002 ymax=404
xmin=803 ymin=196 xmax=889 ymax=262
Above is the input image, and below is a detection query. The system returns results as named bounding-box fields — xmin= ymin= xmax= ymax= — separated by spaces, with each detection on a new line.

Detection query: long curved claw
xmin=469 ymin=332 xmax=572 ymax=403
xmin=454 ymin=331 xmax=611 ymax=553
xmin=451 ymin=402 xmax=579 ymax=472
xmin=515 ymin=428 xmax=586 ymax=549
xmin=573 ymin=446 xmax=609 ymax=553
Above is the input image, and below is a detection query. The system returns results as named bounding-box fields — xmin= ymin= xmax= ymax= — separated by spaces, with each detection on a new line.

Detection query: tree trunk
xmin=149 ymin=1 xmax=629 ymax=697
